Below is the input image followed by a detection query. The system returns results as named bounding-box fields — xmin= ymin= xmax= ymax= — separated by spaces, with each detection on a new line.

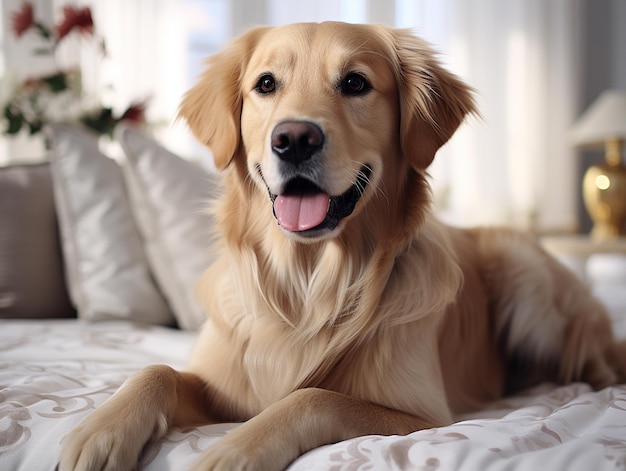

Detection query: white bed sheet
xmin=1 ymin=319 xmax=625 ymax=471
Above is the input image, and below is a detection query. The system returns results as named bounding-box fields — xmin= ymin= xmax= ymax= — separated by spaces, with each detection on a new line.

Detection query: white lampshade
xmin=570 ymin=89 xmax=626 ymax=148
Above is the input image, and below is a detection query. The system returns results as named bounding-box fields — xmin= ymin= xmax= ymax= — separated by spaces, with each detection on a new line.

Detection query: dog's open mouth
xmin=260 ymin=165 xmax=372 ymax=235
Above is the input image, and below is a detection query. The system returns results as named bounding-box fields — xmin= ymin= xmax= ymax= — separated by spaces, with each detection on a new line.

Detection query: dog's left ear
xmin=391 ymin=29 xmax=476 ymax=171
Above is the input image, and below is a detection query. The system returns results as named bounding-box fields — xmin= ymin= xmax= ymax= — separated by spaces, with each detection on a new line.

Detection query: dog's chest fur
xmin=202 ymin=217 xmax=463 ymax=423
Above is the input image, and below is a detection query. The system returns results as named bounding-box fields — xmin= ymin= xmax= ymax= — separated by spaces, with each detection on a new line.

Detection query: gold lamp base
xmin=582 ymin=140 xmax=626 ymax=239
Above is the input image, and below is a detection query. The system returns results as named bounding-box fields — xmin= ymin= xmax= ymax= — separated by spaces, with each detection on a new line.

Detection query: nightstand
xmin=541 ymin=235 xmax=626 ymax=256
xmin=541 ymin=235 xmax=626 ymax=338
xmin=541 ymin=235 xmax=626 ymax=276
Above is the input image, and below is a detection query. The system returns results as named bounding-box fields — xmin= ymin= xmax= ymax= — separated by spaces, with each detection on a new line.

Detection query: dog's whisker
xmin=349 ymin=160 xmax=387 ymax=205
xmin=243 ymin=170 xmax=260 ymax=194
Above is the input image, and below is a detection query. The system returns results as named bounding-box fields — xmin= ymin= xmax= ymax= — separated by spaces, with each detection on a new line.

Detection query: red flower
xmin=56 ymin=6 xmax=94 ymax=40
xmin=12 ymin=2 xmax=34 ymax=37
xmin=120 ymin=101 xmax=147 ymax=125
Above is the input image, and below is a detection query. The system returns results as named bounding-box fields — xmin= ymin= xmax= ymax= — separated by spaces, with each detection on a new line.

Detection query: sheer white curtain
xmin=411 ymin=0 xmax=582 ymax=232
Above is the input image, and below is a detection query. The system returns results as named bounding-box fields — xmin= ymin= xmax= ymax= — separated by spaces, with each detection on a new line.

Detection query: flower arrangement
xmin=3 ymin=2 xmax=147 ymax=139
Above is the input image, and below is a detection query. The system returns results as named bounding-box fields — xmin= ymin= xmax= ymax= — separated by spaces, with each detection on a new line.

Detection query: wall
xmin=577 ymin=0 xmax=626 ymax=233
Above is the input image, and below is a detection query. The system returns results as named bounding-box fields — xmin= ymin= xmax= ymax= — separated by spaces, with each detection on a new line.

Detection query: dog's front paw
xmin=191 ymin=444 xmax=271 ymax=471
xmin=191 ymin=428 xmax=295 ymax=471
xmin=58 ymin=419 xmax=144 ymax=471
xmin=58 ymin=403 xmax=169 ymax=471
xmin=58 ymin=365 xmax=181 ymax=471
xmin=191 ymin=448 xmax=253 ymax=471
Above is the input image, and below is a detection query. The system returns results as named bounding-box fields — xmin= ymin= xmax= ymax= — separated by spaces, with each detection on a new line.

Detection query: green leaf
xmin=3 ymin=105 xmax=24 ymax=135
xmin=34 ymin=23 xmax=52 ymax=40
xmin=27 ymin=120 xmax=43 ymax=135
xmin=81 ymin=108 xmax=116 ymax=135
xmin=33 ymin=47 xmax=54 ymax=56
xmin=42 ymin=73 xmax=68 ymax=93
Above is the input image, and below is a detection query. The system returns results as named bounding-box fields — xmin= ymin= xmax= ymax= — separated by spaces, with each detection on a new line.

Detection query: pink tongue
xmin=274 ymin=192 xmax=330 ymax=231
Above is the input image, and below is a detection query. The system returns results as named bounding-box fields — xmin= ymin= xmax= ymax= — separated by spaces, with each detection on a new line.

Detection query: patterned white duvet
xmin=1 ymin=319 xmax=625 ymax=471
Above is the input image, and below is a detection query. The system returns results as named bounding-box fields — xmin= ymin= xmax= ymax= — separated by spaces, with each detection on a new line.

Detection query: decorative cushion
xmin=47 ymin=124 xmax=174 ymax=325
xmin=116 ymin=124 xmax=218 ymax=330
xmin=0 ymin=163 xmax=75 ymax=318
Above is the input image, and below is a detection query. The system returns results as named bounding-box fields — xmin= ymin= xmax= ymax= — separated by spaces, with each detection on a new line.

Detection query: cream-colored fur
xmin=59 ymin=22 xmax=625 ymax=471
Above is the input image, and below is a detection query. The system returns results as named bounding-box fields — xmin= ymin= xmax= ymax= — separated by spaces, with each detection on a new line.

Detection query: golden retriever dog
xmin=59 ymin=22 xmax=626 ymax=471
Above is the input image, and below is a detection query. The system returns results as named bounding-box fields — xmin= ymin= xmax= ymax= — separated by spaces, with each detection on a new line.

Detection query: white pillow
xmin=116 ymin=124 xmax=219 ymax=330
xmin=47 ymin=124 xmax=174 ymax=325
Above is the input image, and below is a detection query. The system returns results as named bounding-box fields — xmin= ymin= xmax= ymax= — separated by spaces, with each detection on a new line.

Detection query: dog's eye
xmin=341 ymin=73 xmax=371 ymax=96
xmin=255 ymin=74 xmax=276 ymax=94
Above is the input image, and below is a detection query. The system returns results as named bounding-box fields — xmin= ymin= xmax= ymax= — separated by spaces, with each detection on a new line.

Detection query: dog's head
xmin=180 ymin=22 xmax=475 ymax=242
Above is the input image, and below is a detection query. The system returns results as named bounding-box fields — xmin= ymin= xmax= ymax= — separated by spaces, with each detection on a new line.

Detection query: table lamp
xmin=570 ymin=90 xmax=626 ymax=239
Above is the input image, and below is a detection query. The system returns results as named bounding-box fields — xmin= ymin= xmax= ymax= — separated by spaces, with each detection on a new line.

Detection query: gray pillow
xmin=0 ymin=163 xmax=75 ymax=318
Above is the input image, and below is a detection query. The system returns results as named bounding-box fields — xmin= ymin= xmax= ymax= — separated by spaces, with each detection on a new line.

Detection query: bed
xmin=2 ymin=124 xmax=626 ymax=470
xmin=2 ymin=319 xmax=626 ymax=470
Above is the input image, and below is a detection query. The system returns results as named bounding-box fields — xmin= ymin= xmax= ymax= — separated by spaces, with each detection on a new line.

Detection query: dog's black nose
xmin=271 ymin=121 xmax=324 ymax=164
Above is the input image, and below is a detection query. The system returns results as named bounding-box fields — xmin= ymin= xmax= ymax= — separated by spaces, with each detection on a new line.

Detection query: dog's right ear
xmin=178 ymin=27 xmax=270 ymax=170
